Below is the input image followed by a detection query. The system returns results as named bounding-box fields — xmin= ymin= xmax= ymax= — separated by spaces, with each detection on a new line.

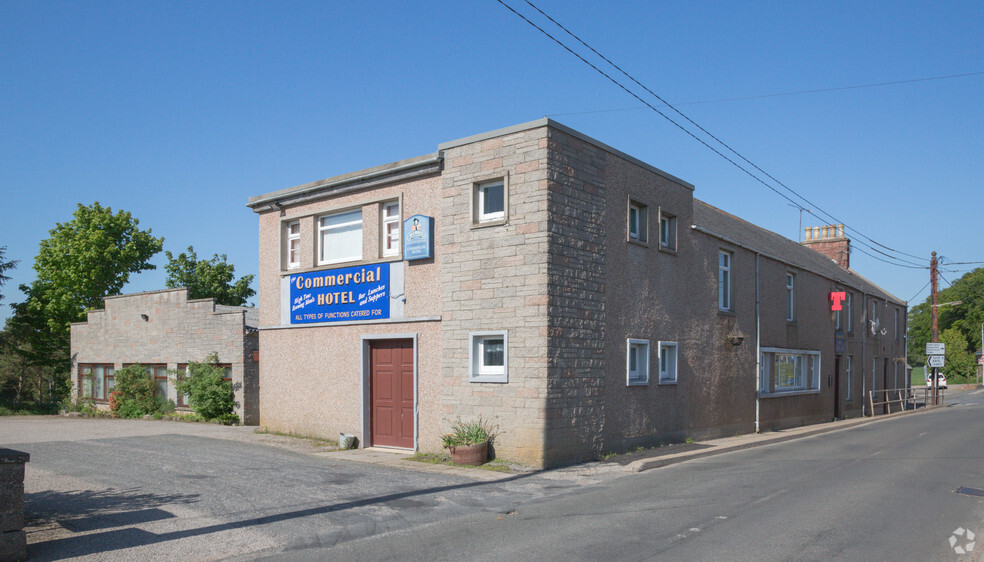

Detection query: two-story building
xmin=247 ymin=119 xmax=906 ymax=468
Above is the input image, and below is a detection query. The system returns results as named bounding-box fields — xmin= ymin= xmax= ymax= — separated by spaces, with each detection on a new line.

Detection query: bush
xmin=111 ymin=364 xmax=174 ymax=418
xmin=173 ymin=354 xmax=236 ymax=422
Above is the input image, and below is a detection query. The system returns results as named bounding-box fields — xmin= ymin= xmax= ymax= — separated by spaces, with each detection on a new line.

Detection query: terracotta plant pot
xmin=448 ymin=441 xmax=488 ymax=466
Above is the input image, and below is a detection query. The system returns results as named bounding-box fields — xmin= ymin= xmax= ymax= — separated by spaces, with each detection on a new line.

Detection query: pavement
xmin=325 ymin=396 xmax=958 ymax=480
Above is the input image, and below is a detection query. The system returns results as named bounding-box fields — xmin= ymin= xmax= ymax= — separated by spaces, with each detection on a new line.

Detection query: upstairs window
xmin=718 ymin=251 xmax=732 ymax=311
xmin=786 ymin=273 xmax=795 ymax=322
xmin=628 ymin=201 xmax=648 ymax=243
xmin=285 ymin=220 xmax=300 ymax=269
xmin=659 ymin=211 xmax=677 ymax=250
xmin=476 ymin=180 xmax=505 ymax=223
xmin=318 ymin=209 xmax=363 ymax=265
xmin=382 ymin=202 xmax=400 ymax=257
xmin=846 ymin=293 xmax=854 ymax=332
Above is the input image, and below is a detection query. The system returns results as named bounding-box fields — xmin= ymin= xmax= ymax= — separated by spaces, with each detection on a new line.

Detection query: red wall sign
xmin=829 ymin=292 xmax=846 ymax=311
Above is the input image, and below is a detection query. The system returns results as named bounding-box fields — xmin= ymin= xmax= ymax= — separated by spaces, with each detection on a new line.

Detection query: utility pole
xmin=931 ymin=251 xmax=939 ymax=405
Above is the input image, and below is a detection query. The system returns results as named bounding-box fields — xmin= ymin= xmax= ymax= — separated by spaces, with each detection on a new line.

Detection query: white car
xmin=926 ymin=373 xmax=948 ymax=389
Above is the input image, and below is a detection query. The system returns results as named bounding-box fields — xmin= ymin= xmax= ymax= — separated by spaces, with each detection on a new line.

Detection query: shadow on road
xmin=26 ymin=472 xmax=536 ymax=560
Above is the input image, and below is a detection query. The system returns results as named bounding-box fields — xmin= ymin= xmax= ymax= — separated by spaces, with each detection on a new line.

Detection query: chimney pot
xmin=837 ymin=224 xmax=844 ymax=237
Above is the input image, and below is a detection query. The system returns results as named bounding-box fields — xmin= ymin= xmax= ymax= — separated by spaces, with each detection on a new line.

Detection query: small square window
xmin=469 ymin=331 xmax=508 ymax=383
xmin=626 ymin=339 xmax=650 ymax=385
xmin=475 ymin=180 xmax=505 ymax=223
xmin=382 ymin=202 xmax=400 ymax=257
xmin=659 ymin=211 xmax=677 ymax=250
xmin=628 ymin=200 xmax=648 ymax=243
xmin=659 ymin=341 xmax=678 ymax=384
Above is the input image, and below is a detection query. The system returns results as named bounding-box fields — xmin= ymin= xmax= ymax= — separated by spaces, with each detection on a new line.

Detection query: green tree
xmin=8 ymin=202 xmax=162 ymax=378
xmin=0 ymin=246 xmax=17 ymax=303
xmin=164 ymin=246 xmax=255 ymax=306
xmin=907 ymin=267 xmax=984 ymax=367
xmin=941 ymin=328 xmax=975 ymax=382
xmin=172 ymin=353 xmax=237 ymax=422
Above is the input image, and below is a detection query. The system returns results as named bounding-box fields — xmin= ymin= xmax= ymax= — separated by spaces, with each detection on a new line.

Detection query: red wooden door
xmin=370 ymin=339 xmax=414 ymax=448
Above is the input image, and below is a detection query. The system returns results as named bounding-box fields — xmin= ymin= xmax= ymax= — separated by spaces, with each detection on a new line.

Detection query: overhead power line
xmin=499 ymin=0 xmax=932 ymax=268
xmin=547 ymin=71 xmax=984 ymax=116
xmin=908 ymin=280 xmax=931 ymax=303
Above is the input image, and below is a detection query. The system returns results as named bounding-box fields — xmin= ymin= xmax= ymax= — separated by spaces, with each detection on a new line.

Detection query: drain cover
xmin=955 ymin=486 xmax=984 ymax=497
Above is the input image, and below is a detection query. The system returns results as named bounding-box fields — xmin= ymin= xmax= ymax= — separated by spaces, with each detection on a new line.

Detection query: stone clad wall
xmin=438 ymin=126 xmax=552 ymax=466
xmin=542 ymin=127 xmax=610 ymax=466
xmin=70 ymin=288 xmax=258 ymax=423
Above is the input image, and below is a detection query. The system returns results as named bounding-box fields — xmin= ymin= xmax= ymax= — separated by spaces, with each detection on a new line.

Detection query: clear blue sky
xmin=2 ymin=1 xmax=982 ymax=325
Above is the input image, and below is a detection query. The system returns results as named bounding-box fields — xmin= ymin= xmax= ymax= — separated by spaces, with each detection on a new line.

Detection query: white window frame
xmin=785 ymin=273 xmax=795 ymax=322
xmin=659 ymin=210 xmax=677 ymax=251
xmin=658 ymin=341 xmax=679 ymax=384
xmin=381 ymin=201 xmax=400 ymax=257
xmin=474 ymin=179 xmax=506 ymax=224
xmin=835 ymin=289 xmax=843 ymax=330
xmin=759 ymin=347 xmax=821 ymax=397
xmin=285 ymin=220 xmax=300 ymax=269
xmin=628 ymin=200 xmax=647 ymax=243
xmin=894 ymin=308 xmax=899 ymax=341
xmin=469 ymin=331 xmax=508 ymax=383
xmin=318 ymin=208 xmax=363 ymax=265
xmin=870 ymin=300 xmax=879 ymax=335
xmin=718 ymin=250 xmax=732 ymax=311
xmin=626 ymin=339 xmax=650 ymax=386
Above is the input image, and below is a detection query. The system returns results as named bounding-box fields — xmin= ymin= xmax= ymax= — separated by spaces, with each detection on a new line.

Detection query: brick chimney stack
xmin=801 ymin=223 xmax=850 ymax=270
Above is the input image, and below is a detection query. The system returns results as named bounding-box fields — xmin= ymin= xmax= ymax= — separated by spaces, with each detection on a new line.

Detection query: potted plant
xmin=441 ymin=416 xmax=497 ymax=466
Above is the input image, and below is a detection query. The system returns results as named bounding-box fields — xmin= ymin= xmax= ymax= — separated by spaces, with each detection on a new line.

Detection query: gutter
xmin=247 ymin=153 xmax=443 ymax=212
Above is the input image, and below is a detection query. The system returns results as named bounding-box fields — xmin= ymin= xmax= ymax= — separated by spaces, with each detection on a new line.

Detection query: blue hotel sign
xmin=289 ymin=263 xmax=389 ymax=324
xmin=404 ymin=214 xmax=433 ymax=260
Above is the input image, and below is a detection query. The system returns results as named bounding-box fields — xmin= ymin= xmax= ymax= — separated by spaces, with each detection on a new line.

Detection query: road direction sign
xmin=928 ymin=355 xmax=945 ymax=368
xmin=926 ymin=342 xmax=946 ymax=355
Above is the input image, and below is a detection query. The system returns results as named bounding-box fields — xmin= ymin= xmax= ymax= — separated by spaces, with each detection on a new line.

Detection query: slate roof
xmin=693 ymin=199 xmax=904 ymax=305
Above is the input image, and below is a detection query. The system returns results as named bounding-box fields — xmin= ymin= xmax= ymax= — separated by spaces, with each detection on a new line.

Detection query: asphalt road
xmin=1 ymin=416 xmax=621 ymax=561
xmin=326 ymin=389 xmax=984 ymax=561
xmin=5 ymin=390 xmax=984 ymax=561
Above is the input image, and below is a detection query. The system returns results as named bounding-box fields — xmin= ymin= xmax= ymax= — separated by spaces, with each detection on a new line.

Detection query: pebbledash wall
xmin=70 ymin=288 xmax=260 ymax=424
xmin=248 ymin=119 xmax=907 ymax=468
